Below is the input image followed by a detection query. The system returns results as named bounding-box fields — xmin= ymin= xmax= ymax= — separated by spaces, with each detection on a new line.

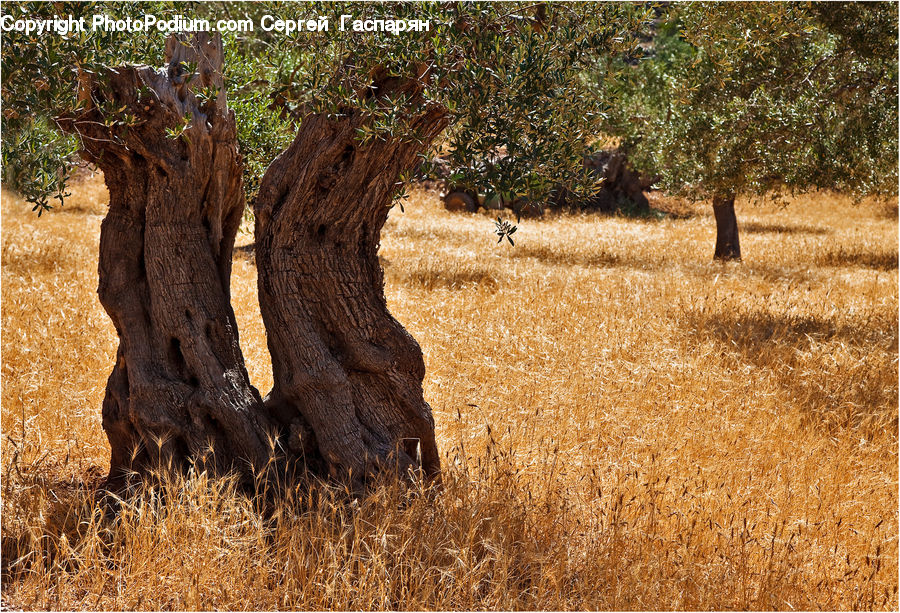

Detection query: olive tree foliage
xmin=1 ymin=2 xmax=154 ymax=211
xmin=609 ymin=1 xmax=898 ymax=204
xmin=0 ymin=0 xmax=287 ymax=212
xmin=2 ymin=1 xmax=648 ymax=215
xmin=1 ymin=1 xmax=650 ymax=486
xmin=427 ymin=3 xmax=651 ymax=207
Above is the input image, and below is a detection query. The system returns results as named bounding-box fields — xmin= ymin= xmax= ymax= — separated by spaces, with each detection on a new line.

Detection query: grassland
xmin=1 ymin=174 xmax=897 ymax=610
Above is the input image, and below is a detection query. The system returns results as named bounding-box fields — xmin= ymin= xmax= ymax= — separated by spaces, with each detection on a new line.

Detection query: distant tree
xmin=611 ymin=1 xmax=898 ymax=260
xmin=1 ymin=1 xmax=646 ymax=488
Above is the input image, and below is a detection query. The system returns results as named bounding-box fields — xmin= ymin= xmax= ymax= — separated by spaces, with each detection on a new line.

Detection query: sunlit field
xmin=2 ymin=174 xmax=897 ymax=610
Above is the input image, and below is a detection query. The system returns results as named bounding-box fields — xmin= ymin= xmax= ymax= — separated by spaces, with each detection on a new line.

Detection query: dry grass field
xmin=1 ymin=174 xmax=897 ymax=610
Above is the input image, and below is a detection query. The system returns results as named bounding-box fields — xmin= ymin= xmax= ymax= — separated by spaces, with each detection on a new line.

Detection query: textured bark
xmin=712 ymin=194 xmax=741 ymax=261
xmin=59 ymin=34 xmax=273 ymax=486
xmin=254 ymin=77 xmax=449 ymax=485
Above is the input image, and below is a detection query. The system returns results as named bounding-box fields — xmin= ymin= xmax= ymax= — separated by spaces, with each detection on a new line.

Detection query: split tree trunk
xmin=712 ymin=194 xmax=741 ymax=261
xmin=254 ymin=78 xmax=449 ymax=485
xmin=61 ymin=38 xmax=448 ymax=489
xmin=59 ymin=34 xmax=274 ymax=487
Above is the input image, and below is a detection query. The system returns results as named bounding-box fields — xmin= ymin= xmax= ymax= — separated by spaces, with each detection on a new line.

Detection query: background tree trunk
xmin=254 ymin=78 xmax=449 ymax=485
xmin=712 ymin=194 xmax=741 ymax=260
xmin=60 ymin=34 xmax=273 ymax=487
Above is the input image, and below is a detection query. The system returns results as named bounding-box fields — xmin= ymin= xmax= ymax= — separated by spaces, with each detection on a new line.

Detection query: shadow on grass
xmin=388 ymin=223 xmax=475 ymax=245
xmin=509 ymin=244 xmax=623 ymax=269
xmin=1 ymin=462 xmax=107 ymax=581
xmin=400 ymin=266 xmax=500 ymax=291
xmin=742 ymin=263 xmax=817 ymax=284
xmin=741 ymin=221 xmax=831 ymax=236
xmin=815 ymin=248 xmax=898 ymax=271
xmin=682 ymin=308 xmax=895 ymax=351
xmin=1 ymin=242 xmax=79 ymax=275
xmin=680 ymin=307 xmax=898 ymax=436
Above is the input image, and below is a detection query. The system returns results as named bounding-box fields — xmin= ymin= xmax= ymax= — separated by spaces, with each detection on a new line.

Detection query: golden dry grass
xmin=1 ymin=175 xmax=897 ymax=610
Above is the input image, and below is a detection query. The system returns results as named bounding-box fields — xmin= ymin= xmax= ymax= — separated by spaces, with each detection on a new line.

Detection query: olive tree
xmin=1 ymin=1 xmax=645 ymax=488
xmin=611 ymin=1 xmax=898 ymax=260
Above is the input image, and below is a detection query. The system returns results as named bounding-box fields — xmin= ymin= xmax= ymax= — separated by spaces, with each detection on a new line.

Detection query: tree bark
xmin=59 ymin=34 xmax=273 ymax=487
xmin=712 ymin=194 xmax=741 ymax=261
xmin=254 ymin=77 xmax=449 ymax=485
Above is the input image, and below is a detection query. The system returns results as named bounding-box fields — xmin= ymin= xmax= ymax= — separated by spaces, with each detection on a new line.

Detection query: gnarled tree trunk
xmin=254 ymin=79 xmax=448 ymax=485
xmin=59 ymin=34 xmax=274 ymax=487
xmin=712 ymin=194 xmax=741 ymax=261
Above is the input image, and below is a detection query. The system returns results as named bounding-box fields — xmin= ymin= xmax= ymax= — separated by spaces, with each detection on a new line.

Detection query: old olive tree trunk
xmin=712 ymin=194 xmax=741 ymax=261
xmin=60 ymin=34 xmax=274 ymax=486
xmin=62 ymin=36 xmax=447 ymax=489
xmin=254 ymin=74 xmax=448 ymax=484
